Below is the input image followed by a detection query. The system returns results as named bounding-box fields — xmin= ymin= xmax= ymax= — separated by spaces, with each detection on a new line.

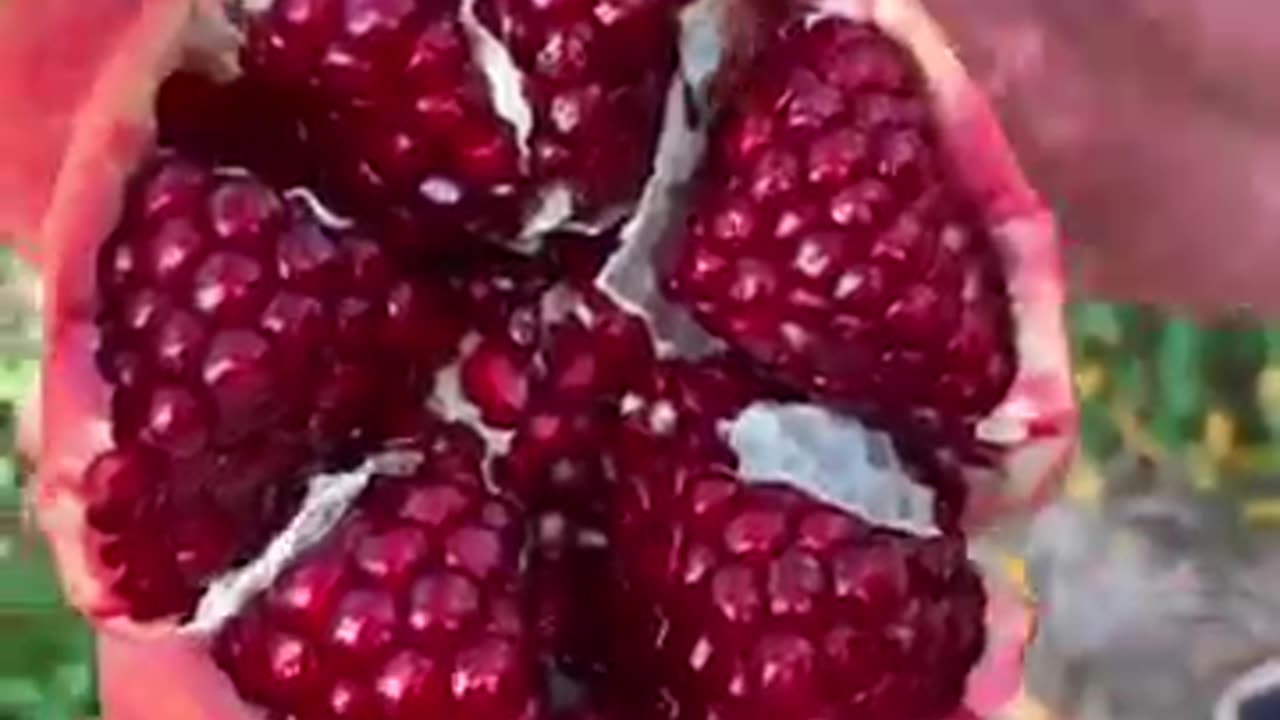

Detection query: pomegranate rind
xmin=868 ymin=0 xmax=1076 ymax=528
xmin=98 ymin=632 xmax=254 ymax=720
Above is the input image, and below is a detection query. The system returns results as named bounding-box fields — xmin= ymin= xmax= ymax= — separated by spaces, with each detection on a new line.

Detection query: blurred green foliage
xmin=0 ymin=249 xmax=98 ymax=720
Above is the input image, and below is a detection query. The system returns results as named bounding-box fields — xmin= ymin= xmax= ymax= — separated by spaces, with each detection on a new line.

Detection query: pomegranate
xmin=3 ymin=0 xmax=1076 ymax=718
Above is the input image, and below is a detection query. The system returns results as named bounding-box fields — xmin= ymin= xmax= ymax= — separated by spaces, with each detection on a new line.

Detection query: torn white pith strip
xmin=726 ymin=403 xmax=938 ymax=535
xmin=598 ymin=0 xmax=726 ymax=360
xmin=459 ymin=0 xmax=532 ymax=157
xmin=185 ymin=452 xmax=421 ymax=635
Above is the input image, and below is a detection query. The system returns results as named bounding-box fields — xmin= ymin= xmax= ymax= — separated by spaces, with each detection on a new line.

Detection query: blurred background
xmin=2 ymin=242 xmax=1280 ymax=720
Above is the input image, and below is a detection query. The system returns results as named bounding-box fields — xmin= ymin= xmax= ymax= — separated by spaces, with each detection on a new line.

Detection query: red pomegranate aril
xmin=151 ymin=308 xmax=208 ymax=376
xmin=461 ymin=339 xmax=532 ymax=428
xmin=201 ymin=328 xmax=277 ymax=430
xmin=208 ymin=177 xmax=285 ymax=247
xmin=193 ymin=252 xmax=269 ymax=323
xmin=354 ymin=525 xmax=433 ymax=590
xmin=407 ymin=571 xmax=482 ymax=641
xmin=139 ymin=385 xmax=210 ymax=457
xmin=269 ymin=559 xmax=352 ymax=635
xmin=330 ymin=589 xmax=399 ymax=662
xmin=143 ymin=217 xmax=206 ymax=285
xmin=374 ymin=649 xmax=450 ymax=716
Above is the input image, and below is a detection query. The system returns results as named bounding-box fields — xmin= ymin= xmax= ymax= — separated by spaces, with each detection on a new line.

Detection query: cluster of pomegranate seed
xmin=233 ymin=0 xmax=683 ymax=255
xmin=91 ymin=154 xmax=461 ymax=618
xmin=57 ymin=1 xmax=1023 ymax=718
xmin=601 ymin=380 xmax=986 ymax=719
xmin=214 ymin=416 xmax=541 ymax=720
xmin=666 ymin=18 xmax=1014 ymax=436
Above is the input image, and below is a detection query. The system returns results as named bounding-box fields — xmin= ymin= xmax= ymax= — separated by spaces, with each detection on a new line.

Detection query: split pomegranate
xmin=8 ymin=0 xmax=1078 ymax=717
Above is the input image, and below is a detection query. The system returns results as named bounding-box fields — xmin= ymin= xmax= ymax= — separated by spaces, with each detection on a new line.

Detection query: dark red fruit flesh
xmin=91 ymin=153 xmax=462 ymax=619
xmin=476 ymin=0 xmax=680 ymax=215
xmin=238 ymin=0 xmax=527 ymax=252
xmin=214 ymin=418 xmax=542 ymax=720
xmin=666 ymin=17 xmax=1015 ymax=435
xmin=602 ymin=406 xmax=987 ymax=720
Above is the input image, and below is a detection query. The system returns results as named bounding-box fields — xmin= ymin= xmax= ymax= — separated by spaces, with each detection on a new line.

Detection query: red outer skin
xmin=3 ymin=0 xmax=1070 ymax=717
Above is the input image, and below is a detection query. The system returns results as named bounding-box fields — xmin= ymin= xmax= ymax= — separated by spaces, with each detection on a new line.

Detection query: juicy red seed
xmin=143 ymin=217 xmax=206 ymax=284
xmin=407 ymin=572 xmax=482 ymax=641
xmin=276 ymin=221 xmax=341 ymax=289
xmin=711 ymin=563 xmax=763 ymax=625
xmin=766 ymin=550 xmax=825 ymax=617
xmin=122 ymin=289 xmax=168 ymax=333
xmin=723 ymin=508 xmax=789 ymax=556
xmin=269 ymin=559 xmax=350 ymax=634
xmin=151 ymin=309 xmax=207 ymax=376
xmin=831 ymin=544 xmax=909 ymax=622
xmin=140 ymin=160 xmax=209 ymax=220
xmin=139 ymin=385 xmax=209 ymax=457
xmin=329 ymin=589 xmax=398 ymax=661
xmin=796 ymin=510 xmax=864 ymax=550
xmin=326 ymin=678 xmax=382 ymax=720
xmin=748 ymin=633 xmax=819 ymax=703
xmin=375 ymin=650 xmax=449 ymax=716
xmin=202 ymin=329 xmax=276 ymax=425
xmin=264 ymin=632 xmax=323 ymax=700
xmin=446 ymin=526 xmax=506 ymax=579
xmin=208 ymin=177 xmax=283 ymax=247
xmin=354 ymin=525 xmax=432 ymax=589
xmin=451 ymin=637 xmax=527 ymax=713
xmin=460 ymin=341 xmax=531 ymax=428
xmin=193 ymin=252 xmax=268 ymax=321
xmin=261 ymin=292 xmax=330 ymax=356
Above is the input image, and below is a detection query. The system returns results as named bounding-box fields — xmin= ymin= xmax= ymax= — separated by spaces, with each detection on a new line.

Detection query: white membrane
xmin=597 ymin=0 xmax=727 ymax=359
xmin=185 ymin=453 xmax=420 ymax=635
xmin=726 ymin=402 xmax=938 ymax=535
xmin=460 ymin=0 xmax=533 ymax=158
